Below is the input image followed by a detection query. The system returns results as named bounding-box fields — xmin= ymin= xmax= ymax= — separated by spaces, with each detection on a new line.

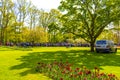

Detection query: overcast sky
xmin=30 ymin=0 xmax=61 ymax=11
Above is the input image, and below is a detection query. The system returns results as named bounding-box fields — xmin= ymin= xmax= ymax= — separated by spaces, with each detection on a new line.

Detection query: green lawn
xmin=0 ymin=46 xmax=120 ymax=80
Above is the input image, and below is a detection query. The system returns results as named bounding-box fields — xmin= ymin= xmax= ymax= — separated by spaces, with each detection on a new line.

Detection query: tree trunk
xmin=1 ymin=28 xmax=5 ymax=45
xmin=53 ymin=31 xmax=55 ymax=43
xmin=0 ymin=29 xmax=3 ymax=45
xmin=90 ymin=41 xmax=95 ymax=52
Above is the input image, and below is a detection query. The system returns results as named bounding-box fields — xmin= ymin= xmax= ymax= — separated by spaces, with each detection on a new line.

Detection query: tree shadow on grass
xmin=10 ymin=49 xmax=120 ymax=76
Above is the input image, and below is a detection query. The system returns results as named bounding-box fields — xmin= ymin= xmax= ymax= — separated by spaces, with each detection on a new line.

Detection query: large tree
xmin=59 ymin=0 xmax=120 ymax=52
xmin=28 ymin=5 xmax=39 ymax=30
xmin=0 ymin=0 xmax=15 ymax=45
xmin=13 ymin=0 xmax=32 ymax=43
xmin=48 ymin=9 xmax=62 ymax=43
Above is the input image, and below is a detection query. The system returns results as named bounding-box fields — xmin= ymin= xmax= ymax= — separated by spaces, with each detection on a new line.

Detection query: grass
xmin=0 ymin=46 xmax=120 ymax=80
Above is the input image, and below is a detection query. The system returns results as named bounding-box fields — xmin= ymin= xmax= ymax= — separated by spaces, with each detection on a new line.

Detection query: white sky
xmin=31 ymin=0 xmax=61 ymax=11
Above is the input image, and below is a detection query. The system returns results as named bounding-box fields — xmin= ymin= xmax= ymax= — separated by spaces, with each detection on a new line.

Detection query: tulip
xmin=60 ymin=78 xmax=63 ymax=80
xmin=86 ymin=70 xmax=91 ymax=75
xmin=78 ymin=71 xmax=82 ymax=75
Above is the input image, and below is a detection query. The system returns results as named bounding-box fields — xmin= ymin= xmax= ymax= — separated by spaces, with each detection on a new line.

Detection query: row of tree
xmin=0 ymin=0 xmax=64 ymax=45
xmin=0 ymin=0 xmax=120 ymax=51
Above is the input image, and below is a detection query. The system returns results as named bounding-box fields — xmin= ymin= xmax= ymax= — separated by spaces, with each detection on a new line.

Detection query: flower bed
xmin=36 ymin=60 xmax=118 ymax=80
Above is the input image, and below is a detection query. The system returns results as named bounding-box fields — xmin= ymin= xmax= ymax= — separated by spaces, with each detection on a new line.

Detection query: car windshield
xmin=96 ymin=40 xmax=106 ymax=45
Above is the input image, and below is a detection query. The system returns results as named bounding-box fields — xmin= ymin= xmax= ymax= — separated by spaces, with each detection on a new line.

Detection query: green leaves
xmin=59 ymin=0 xmax=120 ymax=51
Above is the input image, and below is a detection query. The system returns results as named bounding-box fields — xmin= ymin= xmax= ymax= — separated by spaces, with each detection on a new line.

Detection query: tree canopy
xmin=59 ymin=0 xmax=120 ymax=51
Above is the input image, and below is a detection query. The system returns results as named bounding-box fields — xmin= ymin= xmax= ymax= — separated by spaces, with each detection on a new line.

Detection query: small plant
xmin=36 ymin=60 xmax=119 ymax=80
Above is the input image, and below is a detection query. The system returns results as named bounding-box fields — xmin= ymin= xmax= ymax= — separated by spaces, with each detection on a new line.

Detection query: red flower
xmin=78 ymin=71 xmax=83 ymax=75
xmin=86 ymin=70 xmax=91 ymax=75
xmin=108 ymin=73 xmax=112 ymax=77
xmin=60 ymin=78 xmax=63 ymax=80
xmin=75 ymin=68 xmax=80 ymax=71
xmin=113 ymin=74 xmax=115 ymax=77
xmin=61 ymin=70 xmax=66 ymax=74
xmin=66 ymin=66 xmax=71 ymax=71
xmin=108 ymin=73 xmax=116 ymax=78
xmin=100 ymin=73 xmax=105 ymax=76
xmin=58 ymin=62 xmax=64 ymax=68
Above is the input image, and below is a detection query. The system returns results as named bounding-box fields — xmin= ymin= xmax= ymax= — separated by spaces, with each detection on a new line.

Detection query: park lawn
xmin=0 ymin=46 xmax=120 ymax=80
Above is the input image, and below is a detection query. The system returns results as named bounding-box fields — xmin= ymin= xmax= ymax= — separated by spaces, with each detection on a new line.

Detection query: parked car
xmin=95 ymin=40 xmax=117 ymax=53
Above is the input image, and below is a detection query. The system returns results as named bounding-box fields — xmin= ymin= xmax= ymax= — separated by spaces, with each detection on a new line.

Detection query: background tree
xmin=0 ymin=0 xmax=14 ymax=45
xmin=113 ymin=21 xmax=120 ymax=43
xmin=48 ymin=9 xmax=62 ymax=43
xmin=98 ymin=29 xmax=117 ymax=42
xmin=22 ymin=26 xmax=48 ymax=43
xmin=14 ymin=0 xmax=31 ymax=43
xmin=59 ymin=0 xmax=120 ymax=52
xmin=28 ymin=5 xmax=39 ymax=30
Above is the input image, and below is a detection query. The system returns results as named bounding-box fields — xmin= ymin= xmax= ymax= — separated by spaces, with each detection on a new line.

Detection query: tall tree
xmin=48 ymin=9 xmax=62 ymax=43
xmin=0 ymin=0 xmax=14 ymax=44
xmin=13 ymin=0 xmax=31 ymax=43
xmin=59 ymin=0 xmax=120 ymax=52
xmin=38 ymin=10 xmax=51 ymax=32
xmin=14 ymin=0 xmax=31 ymax=24
xmin=38 ymin=9 xmax=62 ymax=42
xmin=28 ymin=5 xmax=39 ymax=30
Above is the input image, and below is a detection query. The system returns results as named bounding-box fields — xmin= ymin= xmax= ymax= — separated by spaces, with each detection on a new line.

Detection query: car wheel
xmin=109 ymin=48 xmax=112 ymax=53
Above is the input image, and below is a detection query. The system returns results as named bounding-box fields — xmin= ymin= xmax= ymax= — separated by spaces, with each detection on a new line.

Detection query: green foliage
xmin=59 ymin=0 xmax=120 ymax=51
xmin=98 ymin=29 xmax=118 ymax=43
xmin=66 ymin=39 xmax=74 ymax=43
xmin=22 ymin=27 xmax=48 ymax=43
xmin=47 ymin=10 xmax=63 ymax=43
